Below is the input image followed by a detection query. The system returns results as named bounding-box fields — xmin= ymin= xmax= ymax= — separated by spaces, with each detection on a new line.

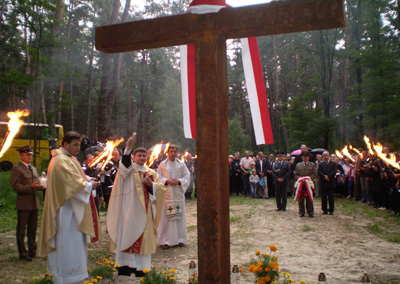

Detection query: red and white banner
xmin=180 ymin=0 xmax=274 ymax=145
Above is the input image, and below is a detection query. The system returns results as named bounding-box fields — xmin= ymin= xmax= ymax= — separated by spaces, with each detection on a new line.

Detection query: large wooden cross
xmin=96 ymin=1 xmax=344 ymax=283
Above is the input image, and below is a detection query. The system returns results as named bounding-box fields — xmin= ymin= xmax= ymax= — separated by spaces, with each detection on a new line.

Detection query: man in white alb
xmin=157 ymin=144 xmax=191 ymax=249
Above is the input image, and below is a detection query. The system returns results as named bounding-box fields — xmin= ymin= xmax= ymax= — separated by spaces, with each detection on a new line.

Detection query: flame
xmin=363 ymin=136 xmax=374 ymax=155
xmin=195 ymin=155 xmax=198 ymax=159
xmin=88 ymin=138 xmax=124 ymax=169
xmin=372 ymin=142 xmax=400 ymax=170
xmin=341 ymin=145 xmax=355 ymax=162
xmin=181 ymin=151 xmax=189 ymax=162
xmin=0 ymin=109 xmax=30 ymax=158
xmin=335 ymin=150 xmax=344 ymax=159
xmin=147 ymin=143 xmax=163 ymax=167
xmin=164 ymin=142 xmax=170 ymax=154
xmin=349 ymin=145 xmax=363 ymax=159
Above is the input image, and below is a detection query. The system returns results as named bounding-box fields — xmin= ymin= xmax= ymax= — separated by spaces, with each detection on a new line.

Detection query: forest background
xmin=1 ymin=0 xmax=400 ymax=155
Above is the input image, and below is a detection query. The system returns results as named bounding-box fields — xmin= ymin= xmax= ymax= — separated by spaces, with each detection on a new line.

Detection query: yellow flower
xmin=44 ymin=273 xmax=50 ymax=277
xmin=102 ymin=258 xmax=108 ymax=262
xmin=288 ymin=279 xmax=294 ymax=283
xmin=49 ymin=274 xmax=55 ymax=278
xmin=140 ymin=278 xmax=144 ymax=283
xmin=170 ymin=277 xmax=176 ymax=280
xmin=170 ymin=269 xmax=176 ymax=273
xmin=255 ymin=251 xmax=261 ymax=256
xmin=112 ymin=268 xmax=117 ymax=271
xmin=151 ymin=265 xmax=155 ymax=269
xmin=282 ymin=272 xmax=291 ymax=277
xmin=270 ymin=245 xmax=277 ymax=252
xmin=91 ymin=279 xmax=98 ymax=283
xmin=96 ymin=261 xmax=103 ymax=265
xmin=97 ymin=276 xmax=103 ymax=279
xmin=114 ymin=263 xmax=120 ymax=267
xmin=33 ymin=277 xmax=39 ymax=280
xmin=163 ymin=270 xmax=168 ymax=275
xmin=143 ymin=269 xmax=150 ymax=274
xmin=300 ymin=281 xmax=306 ymax=284
xmin=87 ymin=268 xmax=91 ymax=271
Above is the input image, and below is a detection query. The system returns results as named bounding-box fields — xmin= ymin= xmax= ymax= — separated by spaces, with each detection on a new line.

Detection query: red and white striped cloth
xmin=294 ymin=176 xmax=314 ymax=202
xmin=180 ymin=0 xmax=274 ymax=145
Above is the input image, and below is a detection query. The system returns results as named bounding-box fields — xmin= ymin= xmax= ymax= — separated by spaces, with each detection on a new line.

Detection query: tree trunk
xmin=97 ymin=0 xmax=121 ymax=141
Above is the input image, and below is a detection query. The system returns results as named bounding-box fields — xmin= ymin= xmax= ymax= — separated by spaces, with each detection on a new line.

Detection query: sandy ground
xmin=1 ymin=196 xmax=400 ymax=283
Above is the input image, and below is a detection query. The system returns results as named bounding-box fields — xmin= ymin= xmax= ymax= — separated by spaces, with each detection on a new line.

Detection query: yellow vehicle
xmin=0 ymin=122 xmax=64 ymax=171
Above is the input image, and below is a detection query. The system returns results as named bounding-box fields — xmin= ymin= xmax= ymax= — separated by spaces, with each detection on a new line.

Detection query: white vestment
xmin=111 ymin=163 xmax=157 ymax=270
xmin=47 ymin=183 xmax=92 ymax=284
xmin=157 ymin=159 xmax=190 ymax=246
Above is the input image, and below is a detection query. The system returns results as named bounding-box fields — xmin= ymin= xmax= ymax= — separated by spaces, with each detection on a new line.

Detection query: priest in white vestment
xmin=37 ymin=131 xmax=102 ymax=284
xmin=107 ymin=135 xmax=165 ymax=277
xmin=157 ymin=144 xmax=191 ymax=249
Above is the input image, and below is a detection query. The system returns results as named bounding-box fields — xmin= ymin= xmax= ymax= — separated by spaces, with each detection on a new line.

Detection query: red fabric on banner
xmin=247 ymin=37 xmax=274 ymax=144
xmin=187 ymin=44 xmax=196 ymax=139
xmin=189 ymin=0 xmax=228 ymax=7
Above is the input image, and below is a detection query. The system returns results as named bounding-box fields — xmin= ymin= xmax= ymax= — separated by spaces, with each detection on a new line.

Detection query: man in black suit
xmin=271 ymin=152 xmax=291 ymax=211
xmin=318 ymin=151 xmax=337 ymax=215
xmin=255 ymin=152 xmax=269 ymax=199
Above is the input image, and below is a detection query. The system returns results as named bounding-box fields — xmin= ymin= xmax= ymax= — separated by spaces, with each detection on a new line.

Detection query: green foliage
xmin=229 ymin=115 xmax=251 ymax=154
xmin=140 ymin=267 xmax=178 ymax=284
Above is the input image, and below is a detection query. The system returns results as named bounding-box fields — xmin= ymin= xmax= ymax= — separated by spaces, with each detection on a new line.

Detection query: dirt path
xmin=1 ymin=197 xmax=400 ymax=283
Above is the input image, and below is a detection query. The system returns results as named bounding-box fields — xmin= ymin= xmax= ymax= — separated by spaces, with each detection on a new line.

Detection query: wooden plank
xmin=95 ymin=0 xmax=345 ymax=54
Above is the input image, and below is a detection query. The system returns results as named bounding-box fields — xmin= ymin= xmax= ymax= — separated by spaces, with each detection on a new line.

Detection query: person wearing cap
xmin=294 ymin=151 xmax=318 ymax=217
xmin=271 ymin=151 xmax=290 ymax=211
xmin=37 ymin=131 xmax=102 ymax=284
xmin=11 ymin=145 xmax=44 ymax=261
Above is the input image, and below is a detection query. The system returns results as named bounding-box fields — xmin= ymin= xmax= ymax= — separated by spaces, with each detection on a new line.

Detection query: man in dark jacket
xmin=318 ymin=151 xmax=337 ymax=215
xmin=271 ymin=151 xmax=290 ymax=211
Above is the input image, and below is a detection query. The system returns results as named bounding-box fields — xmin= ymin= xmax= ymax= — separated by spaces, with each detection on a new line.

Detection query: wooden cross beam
xmin=95 ymin=1 xmax=345 ymax=283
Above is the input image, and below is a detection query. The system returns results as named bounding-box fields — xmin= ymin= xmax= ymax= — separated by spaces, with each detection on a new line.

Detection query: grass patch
xmin=230 ymin=216 xmax=241 ymax=223
xmin=187 ymin=224 xmax=197 ymax=232
xmin=300 ymin=225 xmax=315 ymax=232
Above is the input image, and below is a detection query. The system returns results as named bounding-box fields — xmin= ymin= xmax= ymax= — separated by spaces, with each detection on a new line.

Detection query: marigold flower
xmin=112 ymin=268 xmax=117 ymax=271
xmin=265 ymin=267 xmax=271 ymax=272
xmin=170 ymin=269 xmax=176 ymax=273
xmin=102 ymin=258 xmax=108 ymax=262
xmin=257 ymin=277 xmax=267 ymax=284
xmin=255 ymin=251 xmax=261 ymax=256
xmin=300 ymin=280 xmax=306 ymax=284
xmin=163 ymin=270 xmax=168 ymax=275
xmin=97 ymin=276 xmax=103 ymax=279
xmin=244 ymin=273 xmax=247 ymax=277
xmin=114 ymin=263 xmax=120 ymax=267
xmin=49 ymin=274 xmax=55 ymax=278
xmin=95 ymin=261 xmax=103 ymax=265
xmin=33 ymin=277 xmax=39 ymax=280
xmin=87 ymin=268 xmax=90 ymax=271
xmin=143 ymin=269 xmax=150 ymax=274
xmin=248 ymin=264 xmax=255 ymax=272
xmin=262 ymin=253 xmax=268 ymax=257
xmin=257 ymin=261 xmax=263 ymax=267
xmin=272 ymin=256 xmax=277 ymax=261
xmin=288 ymin=279 xmax=294 ymax=283
xmin=239 ymin=268 xmax=243 ymax=273
xmin=264 ymin=274 xmax=271 ymax=282
xmin=44 ymin=273 xmax=50 ymax=277
xmin=91 ymin=279 xmax=98 ymax=283
xmin=170 ymin=277 xmax=176 ymax=280
xmin=282 ymin=272 xmax=291 ymax=277
xmin=270 ymin=245 xmax=277 ymax=252
xmin=140 ymin=278 xmax=144 ymax=283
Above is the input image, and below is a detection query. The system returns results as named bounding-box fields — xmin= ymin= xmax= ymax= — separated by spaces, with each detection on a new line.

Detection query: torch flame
xmin=164 ymin=142 xmax=170 ymax=154
xmin=88 ymin=138 xmax=124 ymax=170
xmin=147 ymin=143 xmax=163 ymax=167
xmin=181 ymin=151 xmax=189 ymax=162
xmin=0 ymin=109 xmax=30 ymax=158
xmin=341 ymin=145 xmax=355 ymax=162
xmin=349 ymin=145 xmax=363 ymax=159
xmin=363 ymin=136 xmax=374 ymax=155
xmin=335 ymin=150 xmax=344 ymax=159
xmin=372 ymin=142 xmax=400 ymax=170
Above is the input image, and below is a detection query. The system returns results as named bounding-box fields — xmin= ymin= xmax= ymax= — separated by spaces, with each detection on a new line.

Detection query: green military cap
xmin=17 ymin=145 xmax=33 ymax=154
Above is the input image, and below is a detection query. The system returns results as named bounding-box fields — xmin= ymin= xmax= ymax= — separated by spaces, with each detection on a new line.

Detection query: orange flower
xmin=255 ymin=251 xmax=261 ymax=256
xmin=264 ymin=274 xmax=271 ymax=282
xmin=248 ymin=264 xmax=256 ymax=272
xmin=270 ymin=245 xmax=277 ymax=252
xmin=257 ymin=261 xmax=263 ymax=267
xmin=265 ymin=267 xmax=271 ymax=272
xmin=257 ymin=277 xmax=267 ymax=284
xmin=272 ymin=256 xmax=277 ymax=261
xmin=239 ymin=268 xmax=243 ymax=273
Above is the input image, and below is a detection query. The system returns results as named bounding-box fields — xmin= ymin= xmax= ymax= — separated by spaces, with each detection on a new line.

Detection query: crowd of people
xmin=229 ymin=144 xmax=400 ymax=217
xmin=10 ymin=134 xmax=400 ymax=284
